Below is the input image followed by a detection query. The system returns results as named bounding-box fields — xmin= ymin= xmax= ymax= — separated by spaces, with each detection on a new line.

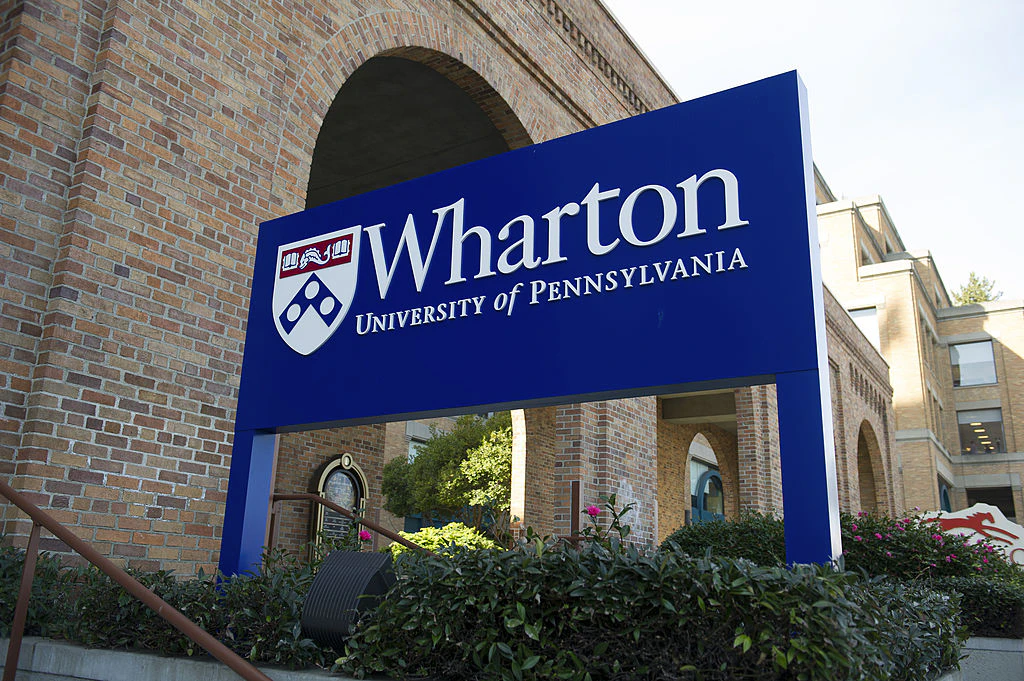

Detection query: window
xmin=957 ymin=408 xmax=1005 ymax=454
xmin=849 ymin=307 xmax=880 ymax=350
xmin=689 ymin=434 xmax=724 ymax=523
xmin=408 ymin=437 xmax=426 ymax=463
xmin=950 ymin=340 xmax=996 ymax=386
xmin=859 ymin=242 xmax=875 ymax=266
xmin=967 ymin=487 xmax=1016 ymax=522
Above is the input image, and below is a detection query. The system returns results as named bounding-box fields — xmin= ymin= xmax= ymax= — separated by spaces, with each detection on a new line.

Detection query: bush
xmin=387 ymin=521 xmax=501 ymax=558
xmin=867 ymin=580 xmax=965 ymax=680
xmin=38 ymin=547 xmax=332 ymax=668
xmin=840 ymin=511 xmax=1018 ymax=581
xmin=663 ymin=510 xmax=1020 ymax=581
xmin=661 ymin=512 xmax=786 ymax=565
xmin=341 ymin=538 xmax=964 ymax=681
xmin=0 ymin=542 xmax=67 ymax=638
xmin=929 ymin=576 xmax=1024 ymax=638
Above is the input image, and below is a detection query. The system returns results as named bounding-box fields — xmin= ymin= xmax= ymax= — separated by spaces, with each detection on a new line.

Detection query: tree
xmin=952 ymin=272 xmax=1002 ymax=306
xmin=381 ymin=412 xmax=512 ymax=526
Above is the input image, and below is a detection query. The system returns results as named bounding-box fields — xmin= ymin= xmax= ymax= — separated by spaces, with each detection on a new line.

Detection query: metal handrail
xmin=271 ymin=492 xmax=438 ymax=558
xmin=0 ymin=478 xmax=273 ymax=681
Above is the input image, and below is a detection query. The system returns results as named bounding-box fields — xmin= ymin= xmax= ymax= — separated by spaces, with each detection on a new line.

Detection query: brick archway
xmin=656 ymin=413 xmax=739 ymax=542
xmin=856 ymin=420 xmax=885 ymax=513
xmin=267 ymin=10 xmax=548 ymax=212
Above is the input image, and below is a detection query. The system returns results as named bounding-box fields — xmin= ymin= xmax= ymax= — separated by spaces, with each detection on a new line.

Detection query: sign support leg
xmin=218 ymin=429 xmax=279 ymax=576
xmin=776 ymin=368 xmax=842 ymax=565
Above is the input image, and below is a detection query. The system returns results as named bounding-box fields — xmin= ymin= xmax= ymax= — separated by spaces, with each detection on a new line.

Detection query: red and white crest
xmin=272 ymin=226 xmax=361 ymax=355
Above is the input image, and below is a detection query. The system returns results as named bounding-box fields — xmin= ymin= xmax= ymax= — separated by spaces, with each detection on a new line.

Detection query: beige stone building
xmin=818 ymin=188 xmax=1024 ymax=521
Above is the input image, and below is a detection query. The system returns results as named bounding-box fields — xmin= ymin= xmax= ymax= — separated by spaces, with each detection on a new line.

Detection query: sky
xmin=602 ymin=0 xmax=1024 ymax=301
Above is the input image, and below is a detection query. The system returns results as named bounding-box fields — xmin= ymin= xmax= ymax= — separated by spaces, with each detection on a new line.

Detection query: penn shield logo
xmin=273 ymin=226 xmax=361 ymax=355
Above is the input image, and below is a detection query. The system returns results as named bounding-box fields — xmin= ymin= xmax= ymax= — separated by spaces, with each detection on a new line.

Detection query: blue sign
xmin=220 ymin=71 xmax=841 ymax=574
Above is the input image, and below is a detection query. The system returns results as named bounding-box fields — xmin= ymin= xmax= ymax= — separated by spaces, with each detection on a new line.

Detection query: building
xmin=0 ymin=0 xmax=1018 ymax=574
xmin=818 ymin=191 xmax=1024 ymax=521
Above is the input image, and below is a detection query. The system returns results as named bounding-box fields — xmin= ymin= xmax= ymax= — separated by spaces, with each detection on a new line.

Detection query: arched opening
xmin=307 ymin=51 xmax=530 ymax=208
xmin=938 ymin=479 xmax=952 ymax=513
xmin=856 ymin=422 xmax=882 ymax=512
xmin=689 ymin=433 xmax=725 ymax=523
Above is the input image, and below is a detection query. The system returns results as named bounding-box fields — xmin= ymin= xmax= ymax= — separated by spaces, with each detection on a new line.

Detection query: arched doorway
xmin=856 ymin=422 xmax=883 ymax=512
xmin=690 ymin=433 xmax=725 ymax=523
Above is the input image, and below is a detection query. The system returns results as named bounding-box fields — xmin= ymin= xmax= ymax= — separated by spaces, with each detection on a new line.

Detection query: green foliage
xmin=867 ymin=580 xmax=965 ymax=680
xmin=929 ymin=576 xmax=1024 ymax=638
xmin=661 ymin=512 xmax=787 ymax=566
xmin=0 ymin=541 xmax=68 ymax=638
xmin=382 ymin=412 xmax=512 ymax=523
xmin=662 ymin=510 xmax=1024 ymax=639
xmin=662 ymin=510 xmax=1020 ymax=581
xmin=952 ymin=271 xmax=1002 ymax=305
xmin=214 ymin=548 xmax=329 ymax=667
xmin=444 ymin=425 xmax=513 ymax=510
xmin=341 ymin=537 xmax=964 ymax=681
xmin=387 ymin=521 xmax=501 ymax=558
xmin=840 ymin=511 xmax=1019 ymax=581
xmin=2 ymin=542 xmax=333 ymax=668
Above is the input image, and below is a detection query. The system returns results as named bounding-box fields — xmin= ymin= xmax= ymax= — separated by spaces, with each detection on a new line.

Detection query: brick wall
xmin=272 ymin=424 xmax=385 ymax=554
xmin=823 ymin=286 xmax=901 ymax=514
xmin=0 ymin=0 xmax=676 ymax=573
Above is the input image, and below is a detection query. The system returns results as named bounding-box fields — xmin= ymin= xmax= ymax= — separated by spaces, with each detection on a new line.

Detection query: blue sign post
xmin=220 ymin=71 xmax=840 ymax=575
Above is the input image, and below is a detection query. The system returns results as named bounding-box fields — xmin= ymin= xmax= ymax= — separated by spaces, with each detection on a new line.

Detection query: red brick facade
xmin=1 ymin=0 xmax=901 ymax=572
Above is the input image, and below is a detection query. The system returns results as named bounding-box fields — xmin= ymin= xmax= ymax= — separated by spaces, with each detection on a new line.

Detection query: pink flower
xmin=854 ymin=535 xmax=862 ymax=542
xmin=585 ymin=505 xmax=601 ymax=517
xmin=875 ymin=533 xmax=883 ymax=540
xmin=358 ymin=530 xmax=372 ymax=542
xmin=851 ymin=524 xmax=858 ymax=531
xmin=983 ymin=558 xmax=989 ymax=564
xmin=885 ymin=551 xmax=893 ymax=557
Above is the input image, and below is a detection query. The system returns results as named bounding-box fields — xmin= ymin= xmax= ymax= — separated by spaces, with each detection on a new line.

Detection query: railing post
xmin=4 ymin=522 xmax=41 ymax=681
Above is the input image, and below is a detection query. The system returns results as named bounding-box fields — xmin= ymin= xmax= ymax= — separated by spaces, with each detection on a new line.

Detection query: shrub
xmin=662 ymin=510 xmax=1019 ymax=582
xmin=341 ymin=538 xmax=964 ymax=681
xmin=840 ymin=511 xmax=1018 ymax=581
xmin=929 ymin=576 xmax=1024 ymax=638
xmin=387 ymin=521 xmax=501 ymax=558
xmin=0 ymin=542 xmax=67 ymax=638
xmin=661 ymin=512 xmax=786 ymax=565
xmin=866 ymin=580 xmax=965 ymax=680
xmin=54 ymin=548 xmax=332 ymax=668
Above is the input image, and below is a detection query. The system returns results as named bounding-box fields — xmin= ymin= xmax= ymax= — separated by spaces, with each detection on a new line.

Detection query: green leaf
xmin=733 ymin=634 xmax=752 ymax=653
